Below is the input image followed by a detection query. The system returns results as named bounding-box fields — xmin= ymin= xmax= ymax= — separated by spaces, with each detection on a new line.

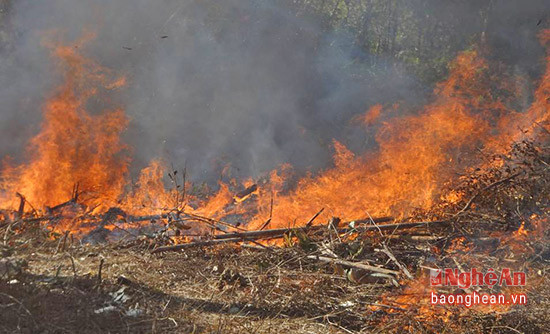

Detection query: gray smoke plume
xmin=0 ymin=0 xmax=547 ymax=182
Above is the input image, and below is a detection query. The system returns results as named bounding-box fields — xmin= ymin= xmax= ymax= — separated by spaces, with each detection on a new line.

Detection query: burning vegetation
xmin=0 ymin=3 xmax=549 ymax=334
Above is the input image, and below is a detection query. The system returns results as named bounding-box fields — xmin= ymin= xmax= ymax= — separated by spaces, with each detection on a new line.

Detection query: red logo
xmin=430 ymin=268 xmax=526 ymax=289
xmin=430 ymin=269 xmax=443 ymax=286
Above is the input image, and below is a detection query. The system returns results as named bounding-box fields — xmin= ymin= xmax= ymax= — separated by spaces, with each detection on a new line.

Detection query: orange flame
xmin=0 ymin=30 xmax=549 ymax=239
xmin=0 ymin=35 xmax=130 ymax=213
xmin=243 ymin=48 xmax=524 ymax=229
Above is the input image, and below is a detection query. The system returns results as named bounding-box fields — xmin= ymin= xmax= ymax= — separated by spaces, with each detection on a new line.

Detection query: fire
xmin=370 ymin=273 xmax=453 ymax=323
xmin=190 ymin=183 xmax=233 ymax=219
xmin=242 ymin=48 xmax=528 ymax=229
xmin=0 ymin=30 xmax=548 ymax=239
xmin=0 ymin=35 xmax=130 ymax=213
xmin=0 ymin=26 xmax=547 ymax=334
xmin=378 ymin=212 xmax=548 ymax=323
xmin=497 ymin=214 xmax=548 ymax=253
xmin=514 ymin=222 xmax=528 ymax=238
xmin=484 ymin=29 xmax=550 ymax=148
xmin=355 ymin=104 xmax=383 ymax=126
xmin=121 ymin=159 xmax=176 ymax=215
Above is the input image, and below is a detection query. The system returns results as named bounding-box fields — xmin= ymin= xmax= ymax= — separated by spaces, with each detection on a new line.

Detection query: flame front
xmin=243 ymin=41 xmax=549 ymax=229
xmin=0 ymin=36 xmax=130 ymax=212
xmin=0 ymin=31 xmax=549 ymax=237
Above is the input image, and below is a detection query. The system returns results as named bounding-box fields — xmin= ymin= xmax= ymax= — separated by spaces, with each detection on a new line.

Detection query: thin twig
xmin=305 ymin=208 xmax=325 ymax=227
xmin=378 ymin=244 xmax=414 ymax=279
xmin=0 ymin=293 xmax=37 ymax=326
xmin=97 ymin=258 xmax=104 ymax=286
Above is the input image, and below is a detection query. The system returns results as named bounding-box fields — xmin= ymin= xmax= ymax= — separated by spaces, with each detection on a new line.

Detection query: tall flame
xmin=245 ymin=47 xmax=530 ymax=229
xmin=0 ymin=35 xmax=130 ymax=211
xmin=0 ymin=30 xmax=548 ymax=235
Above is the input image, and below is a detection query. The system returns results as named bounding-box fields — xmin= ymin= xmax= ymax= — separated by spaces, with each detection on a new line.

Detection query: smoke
xmin=0 ymin=0 xmax=547 ymax=182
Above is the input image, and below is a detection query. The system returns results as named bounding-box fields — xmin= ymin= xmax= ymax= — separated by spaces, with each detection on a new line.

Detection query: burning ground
xmin=0 ymin=4 xmax=550 ymax=334
xmin=0 ymin=143 xmax=549 ymax=333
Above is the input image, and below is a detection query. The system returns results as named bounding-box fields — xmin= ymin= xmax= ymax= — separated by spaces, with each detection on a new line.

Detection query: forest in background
xmin=284 ymin=0 xmax=547 ymax=83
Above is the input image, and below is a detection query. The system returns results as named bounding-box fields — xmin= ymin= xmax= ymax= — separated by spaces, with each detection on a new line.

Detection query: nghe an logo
xmin=430 ymin=268 xmax=526 ymax=289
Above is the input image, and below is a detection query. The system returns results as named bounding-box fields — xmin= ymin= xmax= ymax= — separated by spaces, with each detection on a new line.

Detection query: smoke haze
xmin=0 ymin=0 xmax=547 ymax=181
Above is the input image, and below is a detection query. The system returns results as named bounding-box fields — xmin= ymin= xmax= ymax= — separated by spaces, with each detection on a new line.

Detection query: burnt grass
xmin=1 ymin=138 xmax=549 ymax=333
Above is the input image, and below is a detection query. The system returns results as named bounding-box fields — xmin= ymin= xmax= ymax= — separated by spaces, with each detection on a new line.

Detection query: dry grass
xmin=1 ymin=230 xmax=548 ymax=333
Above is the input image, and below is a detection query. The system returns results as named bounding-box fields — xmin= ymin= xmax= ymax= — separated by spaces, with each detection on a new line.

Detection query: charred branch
xmin=305 ymin=208 xmax=324 ymax=227
xmin=234 ymin=184 xmax=258 ymax=203
xmin=151 ymin=235 xmax=282 ymax=253
xmin=15 ymin=193 xmax=25 ymax=218
xmin=212 ymin=219 xmax=447 ymax=240
xmin=306 ymin=255 xmax=400 ymax=276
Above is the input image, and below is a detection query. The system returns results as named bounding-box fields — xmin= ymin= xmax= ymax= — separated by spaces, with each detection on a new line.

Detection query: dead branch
xmin=132 ymin=214 xmax=167 ymax=221
xmin=258 ymin=218 xmax=271 ymax=231
xmin=343 ymin=216 xmax=393 ymax=225
xmin=151 ymin=236 xmax=281 ymax=253
xmin=97 ymin=258 xmax=104 ymax=286
xmin=385 ymin=235 xmax=444 ymax=241
xmin=378 ymin=244 xmax=414 ymax=279
xmin=15 ymin=193 xmax=25 ymax=218
xmin=234 ymin=184 xmax=258 ymax=203
xmin=306 ymin=255 xmax=400 ymax=276
xmin=184 ymin=212 xmax=246 ymax=231
xmin=46 ymin=198 xmax=80 ymax=214
xmin=305 ymin=208 xmax=324 ymax=227
xmin=213 ymin=220 xmax=448 ymax=240
xmin=152 ymin=239 xmax=240 ymax=252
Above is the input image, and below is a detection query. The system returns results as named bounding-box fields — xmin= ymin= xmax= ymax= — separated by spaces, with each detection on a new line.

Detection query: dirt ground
xmin=1 ymin=234 xmax=549 ymax=334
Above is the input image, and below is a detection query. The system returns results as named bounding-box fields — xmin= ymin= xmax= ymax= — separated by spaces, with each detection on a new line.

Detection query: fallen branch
xmin=46 ymin=198 xmax=80 ymax=214
xmin=22 ymin=216 xmax=61 ymax=223
xmin=306 ymin=255 xmax=400 ymax=276
xmin=126 ymin=214 xmax=167 ymax=221
xmin=378 ymin=244 xmax=414 ymax=279
xmin=151 ymin=236 xmax=281 ymax=253
xmin=213 ymin=220 xmax=447 ymax=240
xmin=184 ymin=212 xmax=246 ymax=231
xmin=152 ymin=238 xmax=242 ymax=252
xmin=343 ymin=216 xmax=393 ymax=225
xmin=104 ymin=212 xmax=244 ymax=233
xmin=97 ymin=258 xmax=104 ymax=286
xmin=151 ymin=220 xmax=444 ymax=253
xmin=385 ymin=235 xmax=444 ymax=241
